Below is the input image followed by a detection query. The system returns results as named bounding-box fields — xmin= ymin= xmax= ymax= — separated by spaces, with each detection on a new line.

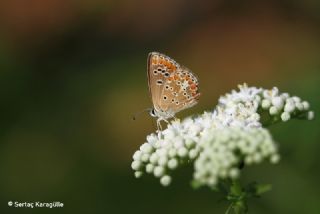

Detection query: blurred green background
xmin=0 ymin=0 xmax=319 ymax=213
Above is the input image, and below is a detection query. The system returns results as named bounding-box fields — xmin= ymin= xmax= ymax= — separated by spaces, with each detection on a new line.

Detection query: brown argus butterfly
xmin=147 ymin=52 xmax=200 ymax=130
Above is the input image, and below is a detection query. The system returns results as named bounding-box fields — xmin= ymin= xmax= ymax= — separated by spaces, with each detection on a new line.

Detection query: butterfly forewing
xmin=147 ymin=52 xmax=179 ymax=112
xmin=147 ymin=52 xmax=200 ymax=117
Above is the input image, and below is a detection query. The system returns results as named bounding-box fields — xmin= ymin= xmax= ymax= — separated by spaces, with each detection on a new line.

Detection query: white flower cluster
xmin=259 ymin=86 xmax=314 ymax=122
xmin=131 ymin=119 xmax=202 ymax=186
xmin=131 ymin=84 xmax=314 ymax=187
xmin=217 ymin=84 xmax=314 ymax=126
xmin=194 ymin=127 xmax=279 ymax=187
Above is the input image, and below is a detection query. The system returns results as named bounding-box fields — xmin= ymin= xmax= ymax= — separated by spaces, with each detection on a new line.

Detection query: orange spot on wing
xmin=169 ymin=65 xmax=176 ymax=72
xmin=174 ymin=75 xmax=179 ymax=80
xmin=190 ymin=84 xmax=197 ymax=90
xmin=151 ymin=58 xmax=156 ymax=64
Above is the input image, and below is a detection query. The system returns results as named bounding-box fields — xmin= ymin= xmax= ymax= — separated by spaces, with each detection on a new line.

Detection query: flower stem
xmin=225 ymin=179 xmax=248 ymax=214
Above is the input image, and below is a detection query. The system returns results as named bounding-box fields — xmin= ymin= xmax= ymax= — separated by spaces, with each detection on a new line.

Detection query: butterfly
xmin=147 ymin=52 xmax=200 ymax=130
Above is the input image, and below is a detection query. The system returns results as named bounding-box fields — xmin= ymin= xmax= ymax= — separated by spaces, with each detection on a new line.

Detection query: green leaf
xmin=230 ymin=180 xmax=242 ymax=196
xmin=245 ymin=182 xmax=272 ymax=197
xmin=255 ymin=184 xmax=272 ymax=195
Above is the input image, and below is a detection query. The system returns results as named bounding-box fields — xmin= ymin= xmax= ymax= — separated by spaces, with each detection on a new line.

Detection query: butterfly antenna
xmin=132 ymin=108 xmax=151 ymax=120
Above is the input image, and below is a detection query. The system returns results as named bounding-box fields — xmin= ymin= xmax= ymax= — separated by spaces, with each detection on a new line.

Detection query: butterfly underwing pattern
xmin=147 ymin=52 xmax=200 ymax=130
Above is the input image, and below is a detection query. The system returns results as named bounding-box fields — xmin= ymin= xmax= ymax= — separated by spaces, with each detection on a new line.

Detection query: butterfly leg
xmin=156 ymin=118 xmax=170 ymax=131
xmin=156 ymin=118 xmax=163 ymax=131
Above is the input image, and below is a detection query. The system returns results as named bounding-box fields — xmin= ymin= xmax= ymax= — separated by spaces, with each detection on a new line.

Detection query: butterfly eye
xmin=149 ymin=109 xmax=156 ymax=117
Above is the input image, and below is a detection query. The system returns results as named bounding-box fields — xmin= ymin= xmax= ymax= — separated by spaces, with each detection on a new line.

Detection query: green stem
xmin=233 ymin=201 xmax=248 ymax=214
xmin=226 ymin=180 xmax=248 ymax=214
xmin=225 ymin=202 xmax=234 ymax=214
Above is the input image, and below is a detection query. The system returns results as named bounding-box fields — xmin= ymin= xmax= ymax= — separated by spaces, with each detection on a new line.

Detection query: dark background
xmin=0 ymin=0 xmax=319 ymax=213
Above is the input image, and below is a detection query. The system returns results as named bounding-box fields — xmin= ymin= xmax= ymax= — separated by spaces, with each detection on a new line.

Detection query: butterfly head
xmin=149 ymin=107 xmax=176 ymax=120
xmin=149 ymin=108 xmax=157 ymax=117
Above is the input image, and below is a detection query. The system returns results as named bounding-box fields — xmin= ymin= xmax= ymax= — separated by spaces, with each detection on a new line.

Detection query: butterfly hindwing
xmin=159 ymin=66 xmax=200 ymax=113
